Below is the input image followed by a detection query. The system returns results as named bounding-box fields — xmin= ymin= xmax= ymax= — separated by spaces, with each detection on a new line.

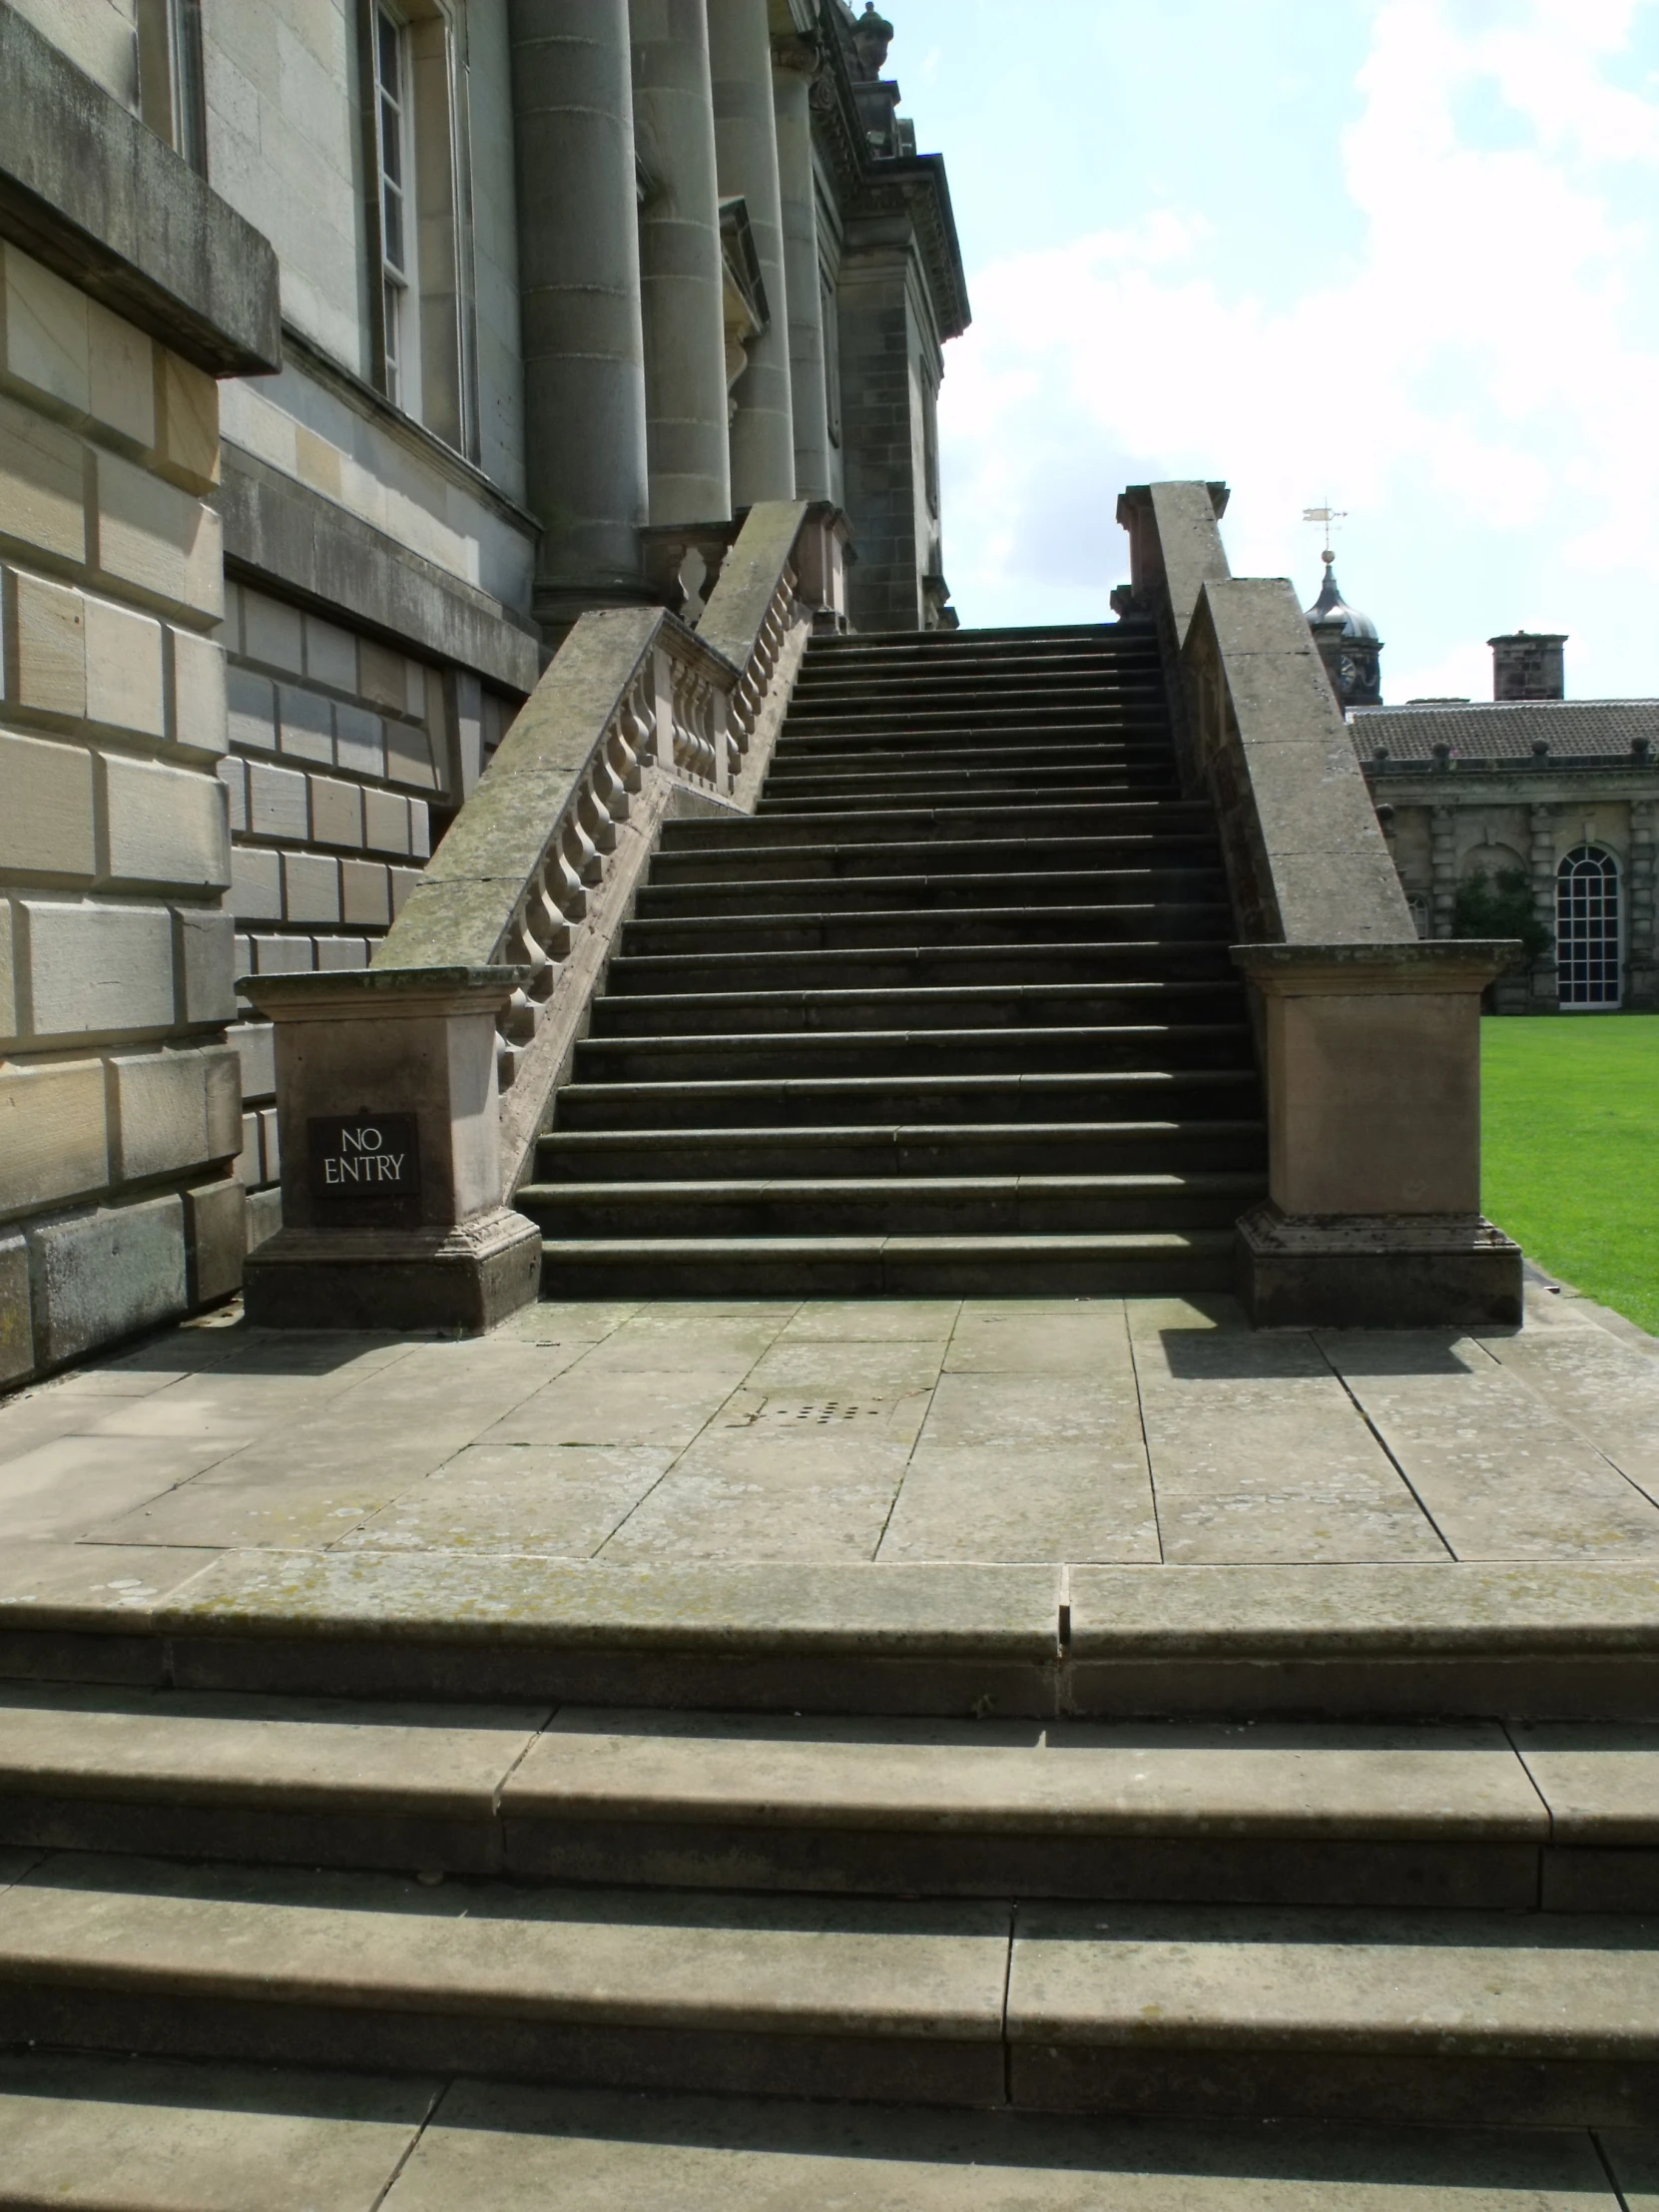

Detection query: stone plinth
xmin=242 ymin=967 xmax=540 ymax=1334
xmin=1232 ymin=941 xmax=1523 ymax=1329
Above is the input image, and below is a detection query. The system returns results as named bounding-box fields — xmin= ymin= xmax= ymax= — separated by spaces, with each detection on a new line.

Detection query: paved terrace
xmin=4 ymin=1283 xmax=1659 ymax=1601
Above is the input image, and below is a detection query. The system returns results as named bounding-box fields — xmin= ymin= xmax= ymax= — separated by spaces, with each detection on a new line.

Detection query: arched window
xmin=1556 ymin=845 xmax=1621 ymax=1008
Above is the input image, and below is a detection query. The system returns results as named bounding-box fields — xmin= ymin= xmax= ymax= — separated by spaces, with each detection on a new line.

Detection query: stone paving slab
xmin=385 ymin=2084 xmax=1620 ymax=2210
xmin=0 ymin=2053 xmax=435 ymax=2212
xmin=0 ymin=2061 xmax=1620 ymax=2211
xmin=512 ymin=1713 xmax=1546 ymax=1839
xmin=0 ymin=1685 xmax=547 ymax=1814
xmin=0 ymin=1853 xmax=1013 ymax=2039
xmin=5 ymin=1285 xmax=1659 ymax=1585
xmin=159 ymin=1552 xmax=1064 ymax=1655
xmin=1006 ymin=1902 xmax=1659 ymax=2054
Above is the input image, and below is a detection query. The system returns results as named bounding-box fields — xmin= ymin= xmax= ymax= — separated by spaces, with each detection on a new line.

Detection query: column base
xmin=244 ymin=1209 xmax=542 ymax=1335
xmin=1235 ymin=1203 xmax=1523 ymax=1331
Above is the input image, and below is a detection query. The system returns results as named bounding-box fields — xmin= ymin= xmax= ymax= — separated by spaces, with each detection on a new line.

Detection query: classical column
xmin=510 ymin=0 xmax=650 ymax=622
xmin=1628 ymin=797 xmax=1654 ymax=1005
xmin=1429 ymin=803 xmax=1457 ymax=938
xmin=772 ymin=34 xmax=831 ymax=500
xmin=1529 ymin=800 xmax=1558 ymax=1006
xmin=631 ymin=0 xmax=732 ymax=525
xmin=708 ymin=0 xmax=795 ymax=501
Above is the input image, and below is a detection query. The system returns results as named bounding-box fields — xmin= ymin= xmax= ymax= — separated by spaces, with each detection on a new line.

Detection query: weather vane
xmin=1303 ymin=501 xmax=1348 ymax=564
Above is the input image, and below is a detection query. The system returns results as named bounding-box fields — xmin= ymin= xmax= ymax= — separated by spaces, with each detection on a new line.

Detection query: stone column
xmin=772 ymin=34 xmax=831 ymax=500
xmin=1629 ymin=797 xmax=1655 ymax=1006
xmin=1529 ymin=800 xmax=1558 ymax=1007
xmin=1429 ymin=803 xmax=1456 ymax=937
xmin=708 ymin=0 xmax=795 ymax=501
xmin=510 ymin=0 xmax=650 ymax=623
xmin=631 ymin=0 xmax=733 ymax=526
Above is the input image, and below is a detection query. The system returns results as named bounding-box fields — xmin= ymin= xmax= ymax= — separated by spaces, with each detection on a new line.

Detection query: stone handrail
xmin=371 ymin=498 xmax=821 ymax=1192
xmin=244 ymin=498 xmax=835 ymax=1333
xmin=1115 ymin=479 xmax=1522 ymax=1330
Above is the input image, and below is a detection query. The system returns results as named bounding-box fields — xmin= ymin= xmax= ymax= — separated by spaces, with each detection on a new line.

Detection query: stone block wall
xmin=216 ymin=580 xmax=460 ymax=1242
xmin=836 ymin=237 xmax=945 ymax=633
xmin=0 ymin=238 xmax=242 ymax=1383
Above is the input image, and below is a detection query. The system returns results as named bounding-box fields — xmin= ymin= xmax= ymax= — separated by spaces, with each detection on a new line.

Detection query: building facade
xmin=1308 ymin=577 xmax=1659 ymax=1014
xmin=0 ymin=0 xmax=966 ymax=1386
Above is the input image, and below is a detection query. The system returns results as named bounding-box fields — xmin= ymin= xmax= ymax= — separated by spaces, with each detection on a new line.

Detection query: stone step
xmin=4 ymin=1689 xmax=1654 ymax=1910
xmin=553 ymin=1067 xmax=1263 ymax=1131
xmin=2 ymin=1853 xmax=1655 ymax=2124
xmin=649 ymin=832 xmax=1223 ymax=885
xmin=570 ymin=1023 xmax=1256 ymax=1085
xmin=617 ymin=901 xmax=1237 ymax=954
xmin=539 ymin=1230 xmax=1237 ymax=1298
xmin=760 ymin=780 xmax=1185 ymax=811
xmin=590 ymin=979 xmax=1247 ymax=1035
xmin=5 ymin=2058 xmax=1630 ymax=2212
xmin=633 ymin=868 xmax=1228 ymax=919
xmin=603 ymin=939 xmax=1240 ymax=994
xmin=789 ymin=683 xmax=1168 ymax=715
xmin=777 ymin=715 xmax=1173 ymax=747
xmin=763 ymin=752 xmax=1180 ymax=787
xmin=518 ymin=1173 xmax=1264 ymax=1239
xmin=7 ymin=1553 xmax=1659 ymax=1717
xmin=534 ymin=1118 xmax=1270 ymax=1181
xmin=661 ymin=799 xmax=1213 ymax=847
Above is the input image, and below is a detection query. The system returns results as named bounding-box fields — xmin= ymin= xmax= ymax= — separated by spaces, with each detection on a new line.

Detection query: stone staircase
xmin=519 ymin=622 xmax=1267 ymax=1296
xmin=2 ymin=1618 xmax=1658 ymax=2197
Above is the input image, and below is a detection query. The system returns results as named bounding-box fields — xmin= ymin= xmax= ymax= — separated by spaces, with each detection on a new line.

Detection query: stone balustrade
xmin=1117 ymin=482 xmax=1523 ymax=1329
xmin=243 ymin=498 xmax=833 ymax=1332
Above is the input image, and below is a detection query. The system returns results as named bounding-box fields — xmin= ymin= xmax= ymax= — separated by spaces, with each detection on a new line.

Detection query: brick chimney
xmin=1489 ymin=632 xmax=1566 ymax=701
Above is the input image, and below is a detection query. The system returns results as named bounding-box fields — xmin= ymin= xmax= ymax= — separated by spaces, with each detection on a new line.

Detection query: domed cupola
xmin=1305 ymin=549 xmax=1382 ymax=707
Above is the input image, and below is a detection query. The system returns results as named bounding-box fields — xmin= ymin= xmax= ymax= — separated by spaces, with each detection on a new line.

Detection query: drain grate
xmin=764 ymin=1399 xmax=887 ymax=1426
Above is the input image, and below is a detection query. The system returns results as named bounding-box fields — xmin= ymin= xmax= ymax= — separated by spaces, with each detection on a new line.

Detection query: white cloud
xmin=939 ymin=0 xmax=1659 ymax=699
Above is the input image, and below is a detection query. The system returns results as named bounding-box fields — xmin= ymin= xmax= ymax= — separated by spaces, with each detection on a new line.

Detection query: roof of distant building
xmin=1352 ymin=699 xmax=1659 ymax=762
xmin=1305 ymin=550 xmax=1379 ymax=642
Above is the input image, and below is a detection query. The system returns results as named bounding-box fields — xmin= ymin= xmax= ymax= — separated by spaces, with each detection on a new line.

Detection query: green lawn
xmin=1481 ymin=1014 xmax=1659 ymax=1333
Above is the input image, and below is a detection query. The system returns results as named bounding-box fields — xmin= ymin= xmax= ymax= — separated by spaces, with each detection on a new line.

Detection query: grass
xmin=1481 ymin=1013 xmax=1659 ymax=1334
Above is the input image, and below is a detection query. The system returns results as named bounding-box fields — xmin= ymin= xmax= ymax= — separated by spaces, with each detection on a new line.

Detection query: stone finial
xmin=850 ymin=3 xmax=894 ymax=78
xmin=1489 ymin=631 xmax=1566 ymax=702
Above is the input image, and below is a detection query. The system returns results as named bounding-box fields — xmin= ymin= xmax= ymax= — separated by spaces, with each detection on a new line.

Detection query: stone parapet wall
xmin=0 ymin=237 xmax=242 ymax=1384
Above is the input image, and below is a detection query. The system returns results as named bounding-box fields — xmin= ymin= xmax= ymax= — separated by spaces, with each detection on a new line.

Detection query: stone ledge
xmin=220 ymin=449 xmax=540 ymax=694
xmin=0 ymin=8 xmax=279 ymax=376
xmin=1234 ymin=941 xmax=1519 ymax=995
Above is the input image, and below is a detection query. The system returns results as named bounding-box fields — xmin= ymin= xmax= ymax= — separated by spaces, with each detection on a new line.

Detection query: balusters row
xmin=494 ymin=671 xmax=654 ymax=1085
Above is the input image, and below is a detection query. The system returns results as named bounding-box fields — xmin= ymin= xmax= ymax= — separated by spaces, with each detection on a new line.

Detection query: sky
xmin=887 ymin=0 xmax=1659 ymax=703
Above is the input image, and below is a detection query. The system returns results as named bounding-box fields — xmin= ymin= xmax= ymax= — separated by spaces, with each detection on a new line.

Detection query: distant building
xmin=1347 ymin=631 xmax=1657 ymax=1012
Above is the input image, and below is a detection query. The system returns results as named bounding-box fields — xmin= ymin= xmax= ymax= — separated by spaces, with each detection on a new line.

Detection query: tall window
xmin=360 ymin=1 xmax=477 ymax=457
xmin=1556 ymin=845 xmax=1621 ymax=1008
xmin=373 ymin=6 xmax=414 ymax=410
xmin=820 ymin=263 xmax=841 ymax=449
xmin=136 ymin=0 xmax=208 ymax=173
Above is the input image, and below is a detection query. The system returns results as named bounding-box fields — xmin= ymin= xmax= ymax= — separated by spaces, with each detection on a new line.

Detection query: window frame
xmin=1556 ymin=843 xmax=1623 ymax=1009
xmin=136 ymin=0 xmax=209 ymax=175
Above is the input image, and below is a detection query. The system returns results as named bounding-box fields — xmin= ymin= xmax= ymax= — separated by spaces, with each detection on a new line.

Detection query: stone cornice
xmin=1232 ymin=941 xmax=1517 ymax=994
xmin=806 ymin=9 xmax=969 ymax=340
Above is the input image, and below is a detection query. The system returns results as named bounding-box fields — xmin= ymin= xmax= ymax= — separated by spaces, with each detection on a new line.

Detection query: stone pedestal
xmin=708 ymin=0 xmax=796 ymax=502
xmin=1232 ymin=941 xmax=1523 ymax=1329
xmin=632 ymin=0 xmax=733 ymax=527
xmin=243 ymin=968 xmax=541 ymax=1335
